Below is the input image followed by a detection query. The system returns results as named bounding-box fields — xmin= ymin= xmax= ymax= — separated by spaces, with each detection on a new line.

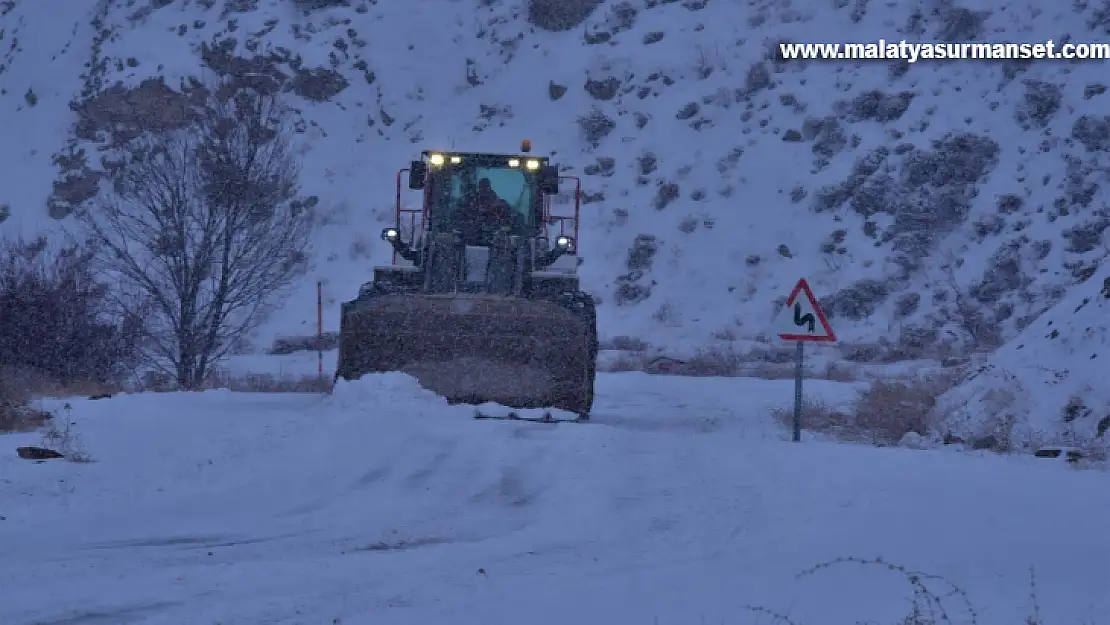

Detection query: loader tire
xmin=566 ymin=290 xmax=598 ymax=419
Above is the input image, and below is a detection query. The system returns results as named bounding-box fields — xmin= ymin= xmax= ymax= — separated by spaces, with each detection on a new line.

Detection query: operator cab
xmin=411 ymin=148 xmax=558 ymax=242
xmin=381 ymin=141 xmax=581 ymax=286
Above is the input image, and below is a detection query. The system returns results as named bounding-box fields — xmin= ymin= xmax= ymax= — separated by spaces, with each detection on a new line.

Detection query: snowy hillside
xmin=936 ymin=266 xmax=1110 ymax=449
xmin=3 ymin=375 xmax=1109 ymax=624
xmin=3 ymin=0 xmax=1110 ymax=355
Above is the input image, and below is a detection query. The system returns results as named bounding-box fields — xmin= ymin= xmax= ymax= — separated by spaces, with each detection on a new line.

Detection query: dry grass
xmin=1 ymin=373 xmax=92 ymax=462
xmin=202 ymin=370 xmax=334 ymax=393
xmin=820 ymin=361 xmax=859 ymax=382
xmin=598 ymin=335 xmax=650 ymax=351
xmin=597 ymin=343 xmax=861 ymax=382
xmin=853 ymin=373 xmax=958 ymax=445
xmin=773 ymin=372 xmax=959 ymax=445
xmin=0 ymin=366 xmax=119 ymax=401
xmin=599 ymin=351 xmax=648 ymax=372
xmin=682 ymin=344 xmax=743 ymax=376
xmin=0 ymin=374 xmax=52 ymax=434
xmin=133 ymin=369 xmax=334 ymax=393
xmin=740 ymin=360 xmax=859 ymax=381
xmin=743 ymin=361 xmax=796 ymax=380
xmin=770 ymin=397 xmax=854 ymax=438
xmin=0 ymin=366 xmax=332 ymax=399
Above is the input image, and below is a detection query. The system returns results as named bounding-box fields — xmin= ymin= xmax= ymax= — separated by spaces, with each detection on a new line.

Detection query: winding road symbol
xmin=793 ymin=302 xmax=815 ymax=332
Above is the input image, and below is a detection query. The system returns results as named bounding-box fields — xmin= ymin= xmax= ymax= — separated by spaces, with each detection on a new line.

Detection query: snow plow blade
xmin=336 ymin=293 xmax=596 ymax=417
xmin=473 ymin=410 xmax=586 ymax=423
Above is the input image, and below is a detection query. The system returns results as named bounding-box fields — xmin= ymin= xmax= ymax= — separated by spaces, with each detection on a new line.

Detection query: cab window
xmin=430 ymin=165 xmax=537 ymax=231
xmin=474 ymin=167 xmax=534 ymax=227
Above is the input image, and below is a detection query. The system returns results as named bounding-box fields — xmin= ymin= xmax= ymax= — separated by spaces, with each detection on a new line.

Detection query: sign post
xmin=316 ymin=280 xmax=324 ymax=385
xmin=777 ymin=278 xmax=836 ymax=442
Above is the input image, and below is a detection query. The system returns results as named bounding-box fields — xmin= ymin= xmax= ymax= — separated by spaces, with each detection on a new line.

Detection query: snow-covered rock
xmin=898 ymin=431 xmax=938 ymax=450
xmin=935 ymin=265 xmax=1110 ymax=450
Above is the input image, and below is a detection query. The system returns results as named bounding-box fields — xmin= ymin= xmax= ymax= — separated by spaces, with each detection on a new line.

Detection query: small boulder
xmin=17 ymin=446 xmax=64 ymax=460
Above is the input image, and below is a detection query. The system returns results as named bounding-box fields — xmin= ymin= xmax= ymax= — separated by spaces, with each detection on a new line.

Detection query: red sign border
xmin=778 ymin=278 xmax=837 ymax=343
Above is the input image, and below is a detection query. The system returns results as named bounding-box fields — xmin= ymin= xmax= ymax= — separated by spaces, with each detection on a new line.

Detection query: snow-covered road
xmin=2 ymin=373 xmax=1107 ymax=625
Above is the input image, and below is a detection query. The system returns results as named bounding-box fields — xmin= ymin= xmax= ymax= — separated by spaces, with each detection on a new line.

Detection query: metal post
xmin=792 ymin=340 xmax=804 ymax=442
xmin=316 ymin=280 xmax=323 ymax=382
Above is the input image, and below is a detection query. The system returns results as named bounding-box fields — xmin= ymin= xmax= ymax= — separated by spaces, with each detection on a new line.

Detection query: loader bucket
xmin=336 ymin=293 xmax=596 ymax=416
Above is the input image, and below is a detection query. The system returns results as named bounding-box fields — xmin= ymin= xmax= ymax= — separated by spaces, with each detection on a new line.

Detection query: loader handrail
xmin=544 ymin=176 xmax=581 ymax=246
xmin=394 ymin=168 xmax=425 ymax=265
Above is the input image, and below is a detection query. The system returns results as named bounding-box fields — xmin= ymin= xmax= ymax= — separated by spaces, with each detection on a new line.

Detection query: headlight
xmin=381 ymin=228 xmax=400 ymax=241
xmin=555 ymin=235 xmax=573 ymax=249
xmin=508 ymin=158 xmax=520 ymax=167
xmin=429 ymin=154 xmax=444 ymax=165
xmin=525 ymin=159 xmax=540 ymax=170
xmin=450 ymin=155 xmax=462 ymax=164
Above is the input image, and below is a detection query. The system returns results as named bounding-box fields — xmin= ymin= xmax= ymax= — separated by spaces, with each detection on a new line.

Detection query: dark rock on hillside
xmin=291 ymin=67 xmax=349 ymax=101
xmin=528 ymin=0 xmax=604 ymax=31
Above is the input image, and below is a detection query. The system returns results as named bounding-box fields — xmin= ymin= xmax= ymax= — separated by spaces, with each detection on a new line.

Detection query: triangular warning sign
xmin=778 ymin=278 xmax=836 ymax=342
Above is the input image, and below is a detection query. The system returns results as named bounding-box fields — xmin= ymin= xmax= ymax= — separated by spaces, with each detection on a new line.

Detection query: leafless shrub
xmin=0 ymin=237 xmax=142 ymax=388
xmin=39 ymin=405 xmax=92 ymax=462
xmin=76 ymin=78 xmax=314 ymax=390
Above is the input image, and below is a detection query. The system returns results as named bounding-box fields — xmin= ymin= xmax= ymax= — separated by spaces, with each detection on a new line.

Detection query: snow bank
xmin=329 ymin=371 xmax=450 ymax=411
xmin=935 ymin=265 xmax=1110 ymax=450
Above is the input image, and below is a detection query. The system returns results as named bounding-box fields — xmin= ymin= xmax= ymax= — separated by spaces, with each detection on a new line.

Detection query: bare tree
xmin=76 ymin=83 xmax=313 ymax=389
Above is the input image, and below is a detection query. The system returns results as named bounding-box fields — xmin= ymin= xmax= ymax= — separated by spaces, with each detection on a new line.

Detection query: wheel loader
xmin=335 ymin=141 xmax=597 ymax=421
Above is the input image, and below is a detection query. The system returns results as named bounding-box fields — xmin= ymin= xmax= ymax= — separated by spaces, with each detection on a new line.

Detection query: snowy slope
xmin=2 ymin=374 xmax=1109 ymax=624
xmin=4 ymin=0 xmax=1110 ymax=356
xmin=0 ymin=0 xmax=95 ymax=239
xmin=936 ymin=265 xmax=1110 ymax=449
